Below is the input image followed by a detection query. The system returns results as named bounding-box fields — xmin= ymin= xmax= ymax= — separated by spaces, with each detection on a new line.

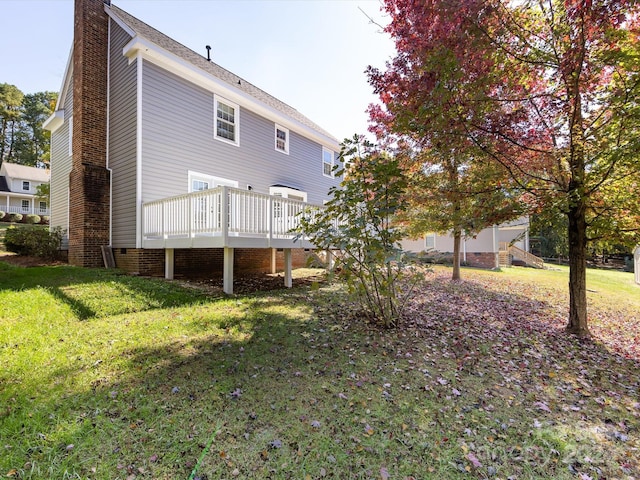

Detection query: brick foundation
xmin=112 ymin=249 xmax=165 ymax=276
xmin=463 ymin=252 xmax=499 ymax=269
xmin=111 ymin=247 xmax=311 ymax=279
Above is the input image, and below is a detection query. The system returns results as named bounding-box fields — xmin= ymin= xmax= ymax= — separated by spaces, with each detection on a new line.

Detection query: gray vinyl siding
xmin=108 ymin=21 xmax=137 ymax=247
xmin=49 ymin=84 xmax=73 ymax=248
xmin=140 ymin=61 xmax=339 ymax=205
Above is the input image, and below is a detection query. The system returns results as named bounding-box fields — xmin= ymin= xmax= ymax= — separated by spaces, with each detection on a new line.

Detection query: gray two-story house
xmin=45 ymin=0 xmax=340 ymax=293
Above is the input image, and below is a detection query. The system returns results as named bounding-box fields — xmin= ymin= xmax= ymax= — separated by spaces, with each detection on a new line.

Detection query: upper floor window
xmin=214 ymin=96 xmax=239 ymax=146
xmin=275 ymin=125 xmax=289 ymax=154
xmin=22 ymin=181 xmax=30 ymax=191
xmin=322 ymin=147 xmax=334 ymax=177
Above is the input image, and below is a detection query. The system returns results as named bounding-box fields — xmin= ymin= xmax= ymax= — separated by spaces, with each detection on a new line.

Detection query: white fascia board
xmin=55 ymin=45 xmax=74 ymax=113
xmin=43 ymin=110 xmax=65 ymax=132
xmin=105 ymin=6 xmax=136 ymax=37
xmin=122 ymin=37 xmax=339 ymax=151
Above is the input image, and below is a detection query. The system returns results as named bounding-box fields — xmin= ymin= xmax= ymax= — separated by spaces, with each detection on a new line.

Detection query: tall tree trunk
xmin=566 ymin=201 xmax=590 ymax=336
xmin=452 ymin=228 xmax=461 ymax=281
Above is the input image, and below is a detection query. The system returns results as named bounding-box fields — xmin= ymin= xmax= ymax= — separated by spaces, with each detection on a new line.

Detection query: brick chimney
xmin=68 ymin=0 xmax=111 ymax=267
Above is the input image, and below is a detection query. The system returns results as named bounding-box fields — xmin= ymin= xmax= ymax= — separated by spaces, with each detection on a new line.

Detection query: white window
xmin=214 ymin=96 xmax=239 ymax=146
xmin=21 ymin=200 xmax=29 ymax=211
xmin=425 ymin=234 xmax=436 ymax=250
xmin=192 ymin=179 xmax=209 ymax=192
xmin=188 ymin=171 xmax=238 ymax=192
xmin=323 ymin=147 xmax=334 ymax=177
xmin=39 ymin=201 xmax=47 ymax=213
xmin=68 ymin=116 xmax=73 ymax=157
xmin=22 ymin=181 xmax=30 ymax=191
xmin=275 ymin=124 xmax=289 ymax=154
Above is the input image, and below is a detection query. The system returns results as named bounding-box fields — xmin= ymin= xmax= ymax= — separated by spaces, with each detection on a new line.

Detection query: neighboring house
xmin=401 ymin=217 xmax=543 ymax=269
xmin=44 ymin=0 xmax=340 ymax=293
xmin=0 ymin=162 xmax=50 ymax=217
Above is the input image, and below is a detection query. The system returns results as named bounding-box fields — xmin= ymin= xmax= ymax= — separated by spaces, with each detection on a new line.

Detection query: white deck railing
xmin=2 ymin=205 xmax=50 ymax=216
xmin=142 ymin=186 xmax=320 ymax=249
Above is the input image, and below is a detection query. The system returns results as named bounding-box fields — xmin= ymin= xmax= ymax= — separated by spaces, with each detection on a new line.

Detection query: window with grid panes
xmin=214 ymin=96 xmax=239 ymax=145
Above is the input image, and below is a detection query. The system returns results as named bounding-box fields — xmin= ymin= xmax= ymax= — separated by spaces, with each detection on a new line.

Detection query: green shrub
xmin=297 ymin=136 xmax=422 ymax=328
xmin=7 ymin=213 xmax=23 ymax=223
xmin=24 ymin=214 xmax=41 ymax=225
xmin=0 ymin=211 xmax=5 ymax=220
xmin=40 ymin=215 xmax=50 ymax=225
xmin=3 ymin=226 xmax=65 ymax=259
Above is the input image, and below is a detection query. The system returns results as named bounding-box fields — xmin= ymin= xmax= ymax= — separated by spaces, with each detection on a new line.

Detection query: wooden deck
xmin=141 ymin=186 xmax=324 ymax=294
xmin=142 ymin=186 xmax=318 ymax=250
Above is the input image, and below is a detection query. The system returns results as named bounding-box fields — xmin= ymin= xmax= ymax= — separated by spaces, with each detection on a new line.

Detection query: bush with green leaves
xmin=7 ymin=213 xmax=23 ymax=223
xmin=297 ymin=136 xmax=421 ymax=328
xmin=24 ymin=214 xmax=41 ymax=224
xmin=0 ymin=211 xmax=5 ymax=220
xmin=3 ymin=225 xmax=65 ymax=259
xmin=40 ymin=215 xmax=50 ymax=225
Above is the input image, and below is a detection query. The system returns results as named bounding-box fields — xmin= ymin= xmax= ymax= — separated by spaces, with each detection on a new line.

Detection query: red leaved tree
xmin=368 ymin=0 xmax=640 ymax=335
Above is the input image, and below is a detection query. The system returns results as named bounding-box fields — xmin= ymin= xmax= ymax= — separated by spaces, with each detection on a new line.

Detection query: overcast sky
xmin=1 ymin=0 xmax=396 ymax=142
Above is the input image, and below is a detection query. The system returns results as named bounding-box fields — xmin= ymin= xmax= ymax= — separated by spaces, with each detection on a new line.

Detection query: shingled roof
xmin=108 ymin=4 xmax=338 ymax=143
xmin=1 ymin=162 xmax=50 ymax=183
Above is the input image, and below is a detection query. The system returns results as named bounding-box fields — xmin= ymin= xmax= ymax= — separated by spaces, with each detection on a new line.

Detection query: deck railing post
xmin=268 ymin=195 xmax=273 ymax=247
xmin=187 ymin=194 xmax=192 ymax=238
xmin=162 ymin=201 xmax=166 ymax=239
xmin=221 ymin=186 xmax=229 ymax=244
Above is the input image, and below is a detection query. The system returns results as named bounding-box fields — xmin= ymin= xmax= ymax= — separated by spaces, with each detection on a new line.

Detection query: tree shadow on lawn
xmin=1 ymin=294 xmax=327 ymax=479
xmin=3 ymin=280 xmax=640 ymax=479
xmin=0 ymin=263 xmax=209 ymax=320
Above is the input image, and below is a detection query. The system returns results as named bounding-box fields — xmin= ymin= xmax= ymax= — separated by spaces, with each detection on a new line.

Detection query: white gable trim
xmin=44 ymin=46 xmax=74 ymax=133
xmin=43 ymin=110 xmax=65 ymax=132
xmin=105 ymin=6 xmax=136 ymax=38
xmin=121 ymin=36 xmax=339 ymax=152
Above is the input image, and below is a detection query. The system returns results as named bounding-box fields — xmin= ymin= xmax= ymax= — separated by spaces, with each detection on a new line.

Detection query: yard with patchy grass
xmin=0 ymin=261 xmax=638 ymax=479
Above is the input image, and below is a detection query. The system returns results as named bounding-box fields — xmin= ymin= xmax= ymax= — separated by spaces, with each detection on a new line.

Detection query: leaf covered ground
xmin=0 ymin=263 xmax=638 ymax=479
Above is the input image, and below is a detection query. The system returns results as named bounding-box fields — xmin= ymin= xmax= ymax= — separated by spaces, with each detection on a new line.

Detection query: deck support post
xmin=284 ymin=248 xmax=292 ymax=288
xmin=326 ymin=249 xmax=334 ymax=271
xmin=165 ymin=248 xmax=174 ymax=279
xmin=270 ymin=248 xmax=277 ymax=274
xmin=223 ymin=247 xmax=234 ymax=294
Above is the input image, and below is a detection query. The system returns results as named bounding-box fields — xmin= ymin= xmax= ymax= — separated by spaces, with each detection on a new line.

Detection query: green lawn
xmin=1 ymin=262 xmax=638 ymax=479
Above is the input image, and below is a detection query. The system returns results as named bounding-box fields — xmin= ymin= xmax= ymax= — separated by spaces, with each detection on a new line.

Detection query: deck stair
xmin=499 ymin=242 xmax=544 ymax=269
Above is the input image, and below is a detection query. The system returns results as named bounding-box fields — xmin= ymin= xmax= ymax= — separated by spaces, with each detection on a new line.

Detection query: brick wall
xmin=111 ymin=247 xmax=310 ymax=279
xmin=112 ymin=248 xmax=165 ymax=276
xmin=175 ymin=249 xmax=225 ymax=277
xmin=68 ymin=0 xmax=111 ymax=267
xmin=464 ymin=252 xmax=499 ymax=269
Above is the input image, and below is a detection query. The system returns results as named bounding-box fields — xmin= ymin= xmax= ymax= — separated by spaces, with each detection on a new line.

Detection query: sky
xmin=0 ymin=0 xmax=396 ymax=142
